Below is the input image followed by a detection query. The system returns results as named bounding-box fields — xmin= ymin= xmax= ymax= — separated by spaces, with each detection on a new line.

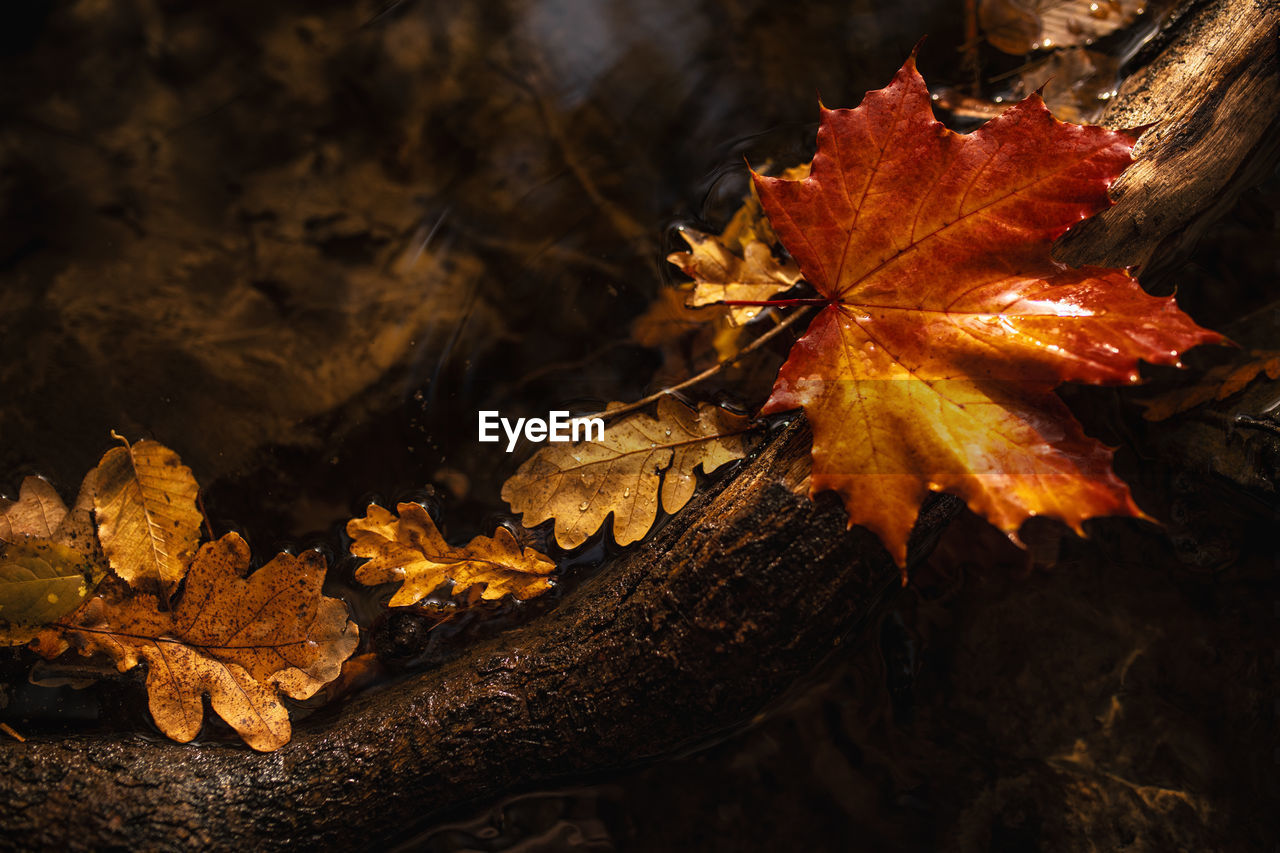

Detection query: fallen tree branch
xmin=0 ymin=424 xmax=950 ymax=850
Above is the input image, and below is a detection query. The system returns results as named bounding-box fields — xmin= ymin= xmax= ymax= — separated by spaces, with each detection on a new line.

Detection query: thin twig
xmin=963 ymin=0 xmax=982 ymax=97
xmin=586 ymin=308 xmax=813 ymax=421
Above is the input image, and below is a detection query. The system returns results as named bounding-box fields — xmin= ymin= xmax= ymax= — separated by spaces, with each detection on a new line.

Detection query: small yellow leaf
xmin=41 ymin=533 xmax=359 ymax=752
xmin=93 ymin=437 xmax=203 ymax=597
xmin=348 ymin=502 xmax=555 ymax=606
xmin=669 ymin=229 xmax=802 ymax=326
xmin=502 ymin=397 xmax=750 ymax=549
xmin=0 ymin=540 xmax=104 ymax=645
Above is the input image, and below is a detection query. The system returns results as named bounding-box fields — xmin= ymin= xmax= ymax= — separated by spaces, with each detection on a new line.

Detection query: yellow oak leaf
xmin=502 ymin=397 xmax=750 ymax=549
xmin=347 ymin=502 xmax=555 ymax=606
xmin=37 ymin=533 xmax=358 ymax=752
xmin=670 ymin=228 xmax=802 ymax=325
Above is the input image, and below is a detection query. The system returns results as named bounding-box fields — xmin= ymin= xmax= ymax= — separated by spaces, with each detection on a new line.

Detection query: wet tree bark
xmin=1 ymin=0 xmax=1277 ymax=848
xmin=0 ymin=423 xmax=949 ymax=850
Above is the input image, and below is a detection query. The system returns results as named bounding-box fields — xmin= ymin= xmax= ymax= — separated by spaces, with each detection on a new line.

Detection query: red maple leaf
xmin=751 ymin=55 xmax=1221 ymax=566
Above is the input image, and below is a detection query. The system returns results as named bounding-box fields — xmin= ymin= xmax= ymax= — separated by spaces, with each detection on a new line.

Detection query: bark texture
xmin=1056 ymin=0 xmax=1280 ymax=272
xmin=0 ymin=424 xmax=950 ymax=850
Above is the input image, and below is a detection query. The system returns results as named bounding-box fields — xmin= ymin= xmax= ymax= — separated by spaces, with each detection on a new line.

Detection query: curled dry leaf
xmin=347 ymin=502 xmax=556 ymax=606
xmin=1142 ymin=352 xmax=1280 ymax=421
xmin=93 ymin=437 xmax=203 ymax=598
xmin=980 ymin=0 xmax=1147 ymax=55
xmin=754 ymin=56 xmax=1219 ymax=567
xmin=36 ymin=533 xmax=358 ymax=752
xmin=502 ymin=397 xmax=750 ymax=549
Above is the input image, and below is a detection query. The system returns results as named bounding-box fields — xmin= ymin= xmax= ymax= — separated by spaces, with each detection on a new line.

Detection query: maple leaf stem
xmin=589 ymin=308 xmax=813 ymax=421
xmin=719 ymin=298 xmax=830 ymax=307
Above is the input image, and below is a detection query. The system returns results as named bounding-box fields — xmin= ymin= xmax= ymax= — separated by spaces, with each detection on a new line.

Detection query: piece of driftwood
xmin=1 ymin=0 xmax=1277 ymax=848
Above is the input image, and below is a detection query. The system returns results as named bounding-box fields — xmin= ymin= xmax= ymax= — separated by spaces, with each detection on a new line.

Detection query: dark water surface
xmin=2 ymin=1 xmax=1277 ymax=850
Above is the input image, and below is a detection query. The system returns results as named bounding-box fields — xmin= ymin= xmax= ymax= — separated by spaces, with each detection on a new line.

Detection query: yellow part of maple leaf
xmin=39 ymin=532 xmax=358 ymax=752
xmin=347 ymin=502 xmax=555 ymax=606
xmin=502 ymin=397 xmax=750 ymax=550
xmin=92 ymin=436 xmax=203 ymax=599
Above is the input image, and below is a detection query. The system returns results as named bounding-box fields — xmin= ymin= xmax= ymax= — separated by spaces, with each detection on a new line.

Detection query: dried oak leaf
xmin=93 ymin=436 xmax=203 ymax=598
xmin=668 ymin=163 xmax=810 ymax=325
xmin=347 ymin=502 xmax=555 ymax=605
xmin=980 ymin=0 xmax=1147 ymax=55
xmin=37 ymin=533 xmax=358 ymax=751
xmin=1142 ymin=352 xmax=1280 ymax=421
xmin=754 ymin=56 xmax=1219 ymax=566
xmin=502 ymin=397 xmax=749 ymax=549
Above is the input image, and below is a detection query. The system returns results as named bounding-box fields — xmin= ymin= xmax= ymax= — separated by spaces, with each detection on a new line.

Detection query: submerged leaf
xmin=1142 ymin=352 xmax=1280 ymax=421
xmin=754 ymin=56 xmax=1219 ymax=566
xmin=980 ymin=0 xmax=1147 ymax=55
xmin=39 ymin=533 xmax=358 ymax=752
xmin=93 ymin=437 xmax=203 ymax=597
xmin=502 ymin=397 xmax=750 ymax=549
xmin=630 ymin=284 xmax=745 ymax=370
xmin=0 ymin=540 xmax=104 ymax=645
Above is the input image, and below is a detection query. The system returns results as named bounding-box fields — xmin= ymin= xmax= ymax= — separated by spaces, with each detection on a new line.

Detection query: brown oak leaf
xmin=347 ymin=502 xmax=555 ymax=605
xmin=37 ymin=532 xmax=358 ymax=752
